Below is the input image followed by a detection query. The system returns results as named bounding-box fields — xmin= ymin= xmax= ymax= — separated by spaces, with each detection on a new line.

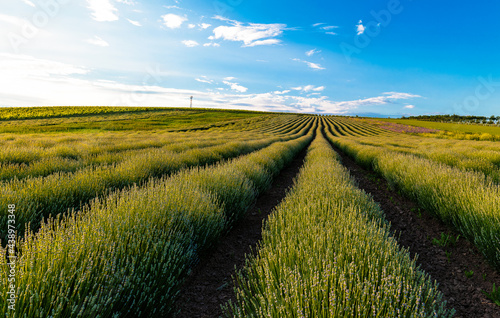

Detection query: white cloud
xmin=322 ymin=92 xmax=421 ymax=111
xmin=86 ymin=0 xmax=119 ymax=22
xmin=245 ymin=39 xmax=281 ymax=47
xmin=203 ymin=42 xmax=220 ymax=47
xmin=383 ymin=92 xmax=421 ymax=99
xmin=0 ymin=54 xmax=423 ymax=115
xmin=188 ymin=24 xmax=196 ymax=29
xmin=292 ymin=58 xmax=325 ymax=70
xmin=127 ymin=19 xmax=142 ymax=27
xmin=404 ymin=105 xmax=415 ymax=109
xmin=306 ymin=49 xmax=321 ymax=57
xmin=116 ymin=0 xmax=136 ymax=4
xmin=21 ymin=0 xmax=35 ymax=7
xmin=292 ymin=85 xmax=325 ymax=92
xmin=182 ymin=40 xmax=199 ymax=47
xmin=223 ymin=77 xmax=236 ymax=81
xmin=212 ymin=15 xmax=238 ymax=24
xmin=321 ymin=25 xmax=339 ymax=31
xmin=223 ymin=80 xmax=248 ymax=93
xmin=85 ymin=36 xmax=109 ymax=47
xmin=211 ymin=19 xmax=286 ymax=47
xmin=195 ymin=76 xmax=213 ymax=84
xmin=0 ymin=54 xmax=89 ymax=77
xmin=0 ymin=14 xmax=27 ymax=27
xmin=305 ymin=61 xmax=324 ymax=70
xmin=274 ymin=90 xmax=291 ymax=95
xmin=356 ymin=20 xmax=365 ymax=35
xmin=162 ymin=14 xmax=187 ymax=29
xmin=313 ymin=23 xmax=338 ymax=35
xmin=200 ymin=23 xmax=211 ymax=29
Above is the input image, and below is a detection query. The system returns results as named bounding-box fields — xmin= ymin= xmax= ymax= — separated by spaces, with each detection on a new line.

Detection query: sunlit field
xmin=0 ymin=107 xmax=499 ymax=317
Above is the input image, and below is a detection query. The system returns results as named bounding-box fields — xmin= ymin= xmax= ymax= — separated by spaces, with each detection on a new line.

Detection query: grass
xmin=483 ymin=284 xmax=500 ymax=306
xmin=432 ymin=233 xmax=460 ymax=248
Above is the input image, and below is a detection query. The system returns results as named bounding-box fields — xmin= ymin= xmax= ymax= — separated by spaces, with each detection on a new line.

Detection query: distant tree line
xmin=402 ymin=114 xmax=500 ymax=125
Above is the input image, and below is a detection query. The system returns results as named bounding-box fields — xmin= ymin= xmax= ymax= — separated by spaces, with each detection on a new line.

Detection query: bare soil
xmin=332 ymin=143 xmax=500 ymax=318
xmin=172 ymin=147 xmax=308 ymax=318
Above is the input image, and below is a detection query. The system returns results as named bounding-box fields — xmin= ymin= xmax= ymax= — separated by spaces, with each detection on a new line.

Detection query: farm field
xmin=361 ymin=117 xmax=500 ymax=141
xmin=0 ymin=107 xmax=499 ymax=317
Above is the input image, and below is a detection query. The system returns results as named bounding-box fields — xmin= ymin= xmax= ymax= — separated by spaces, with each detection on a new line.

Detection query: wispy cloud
xmin=313 ymin=23 xmax=338 ymax=35
xmin=292 ymin=85 xmax=325 ymax=92
xmin=162 ymin=13 xmax=187 ymax=29
xmin=116 ymin=0 xmax=136 ymax=4
xmin=306 ymin=49 xmax=321 ymax=57
xmin=203 ymin=42 xmax=220 ymax=47
xmin=324 ymin=92 xmax=421 ymax=111
xmin=223 ymin=80 xmax=248 ymax=93
xmin=292 ymin=58 xmax=325 ymax=70
xmin=21 ymin=0 xmax=35 ymax=7
xmin=321 ymin=25 xmax=338 ymax=31
xmin=182 ymin=40 xmax=199 ymax=47
xmin=85 ymin=36 xmax=109 ymax=47
xmin=127 ymin=19 xmax=142 ymax=27
xmin=404 ymin=105 xmax=415 ymax=109
xmin=0 ymin=14 xmax=27 ymax=26
xmin=0 ymin=53 xmax=423 ymax=115
xmin=195 ymin=76 xmax=213 ymax=84
xmin=356 ymin=20 xmax=365 ymax=35
xmin=274 ymin=90 xmax=291 ymax=95
xmin=86 ymin=0 xmax=119 ymax=22
xmin=210 ymin=17 xmax=286 ymax=47
xmin=200 ymin=23 xmax=211 ymax=29
xmin=383 ymin=92 xmax=421 ymax=99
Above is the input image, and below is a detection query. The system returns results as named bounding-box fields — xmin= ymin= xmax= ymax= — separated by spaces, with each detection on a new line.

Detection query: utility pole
xmin=190 ymin=96 xmax=193 ymax=108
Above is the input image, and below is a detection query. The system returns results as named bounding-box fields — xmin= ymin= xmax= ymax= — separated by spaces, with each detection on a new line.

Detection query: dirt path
xmin=173 ymin=147 xmax=308 ymax=318
xmin=331 ymin=143 xmax=500 ymax=318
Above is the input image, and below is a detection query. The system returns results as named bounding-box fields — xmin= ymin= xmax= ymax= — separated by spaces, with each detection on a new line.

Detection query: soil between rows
xmin=172 ymin=147 xmax=308 ymax=318
xmin=331 ymin=143 xmax=500 ymax=318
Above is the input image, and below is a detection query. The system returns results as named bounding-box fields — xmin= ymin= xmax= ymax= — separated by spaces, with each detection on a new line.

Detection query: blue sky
xmin=0 ymin=0 xmax=499 ymax=116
